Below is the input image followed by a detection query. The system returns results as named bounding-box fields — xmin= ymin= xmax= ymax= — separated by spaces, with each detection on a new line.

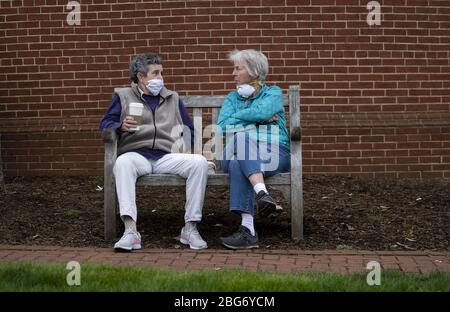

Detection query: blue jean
xmin=222 ymin=132 xmax=291 ymax=215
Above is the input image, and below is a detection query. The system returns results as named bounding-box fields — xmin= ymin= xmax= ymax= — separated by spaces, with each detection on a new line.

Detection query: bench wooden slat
xmin=182 ymin=95 xmax=289 ymax=108
xmin=182 ymin=96 xmax=226 ymax=108
xmin=111 ymin=91 xmax=288 ymax=108
xmin=193 ymin=108 xmax=202 ymax=154
xmin=210 ymin=107 xmax=221 ymax=166
xmin=137 ymin=172 xmax=291 ymax=186
xmin=211 ymin=107 xmax=219 ymax=125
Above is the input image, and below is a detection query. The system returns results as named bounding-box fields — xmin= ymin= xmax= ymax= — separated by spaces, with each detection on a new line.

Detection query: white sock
xmin=122 ymin=216 xmax=137 ymax=232
xmin=253 ymin=183 xmax=267 ymax=194
xmin=241 ymin=213 xmax=255 ymax=236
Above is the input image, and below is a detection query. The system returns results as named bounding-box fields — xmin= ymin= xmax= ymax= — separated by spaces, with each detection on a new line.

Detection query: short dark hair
xmin=129 ymin=53 xmax=162 ymax=83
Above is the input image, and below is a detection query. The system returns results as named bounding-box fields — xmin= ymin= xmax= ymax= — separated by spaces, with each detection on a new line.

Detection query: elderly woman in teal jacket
xmin=217 ymin=49 xmax=291 ymax=249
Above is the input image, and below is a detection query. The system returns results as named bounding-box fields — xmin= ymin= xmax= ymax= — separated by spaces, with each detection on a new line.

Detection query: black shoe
xmin=255 ymin=190 xmax=281 ymax=217
xmin=219 ymin=226 xmax=259 ymax=250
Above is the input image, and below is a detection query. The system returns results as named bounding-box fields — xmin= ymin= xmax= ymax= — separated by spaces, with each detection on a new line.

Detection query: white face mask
xmin=236 ymin=84 xmax=255 ymax=98
xmin=146 ymin=78 xmax=164 ymax=96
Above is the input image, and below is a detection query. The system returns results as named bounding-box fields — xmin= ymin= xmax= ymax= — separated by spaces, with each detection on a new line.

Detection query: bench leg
xmin=290 ymin=183 xmax=303 ymax=241
xmin=104 ymin=180 xmax=117 ymax=241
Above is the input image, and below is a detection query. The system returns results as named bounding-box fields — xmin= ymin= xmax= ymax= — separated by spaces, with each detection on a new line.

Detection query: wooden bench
xmin=102 ymin=85 xmax=303 ymax=241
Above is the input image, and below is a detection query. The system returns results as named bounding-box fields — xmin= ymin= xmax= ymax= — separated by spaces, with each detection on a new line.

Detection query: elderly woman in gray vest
xmin=100 ymin=53 xmax=208 ymax=251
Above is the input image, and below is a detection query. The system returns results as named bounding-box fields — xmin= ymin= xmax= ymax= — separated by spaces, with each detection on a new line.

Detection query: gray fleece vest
xmin=115 ymin=83 xmax=184 ymax=156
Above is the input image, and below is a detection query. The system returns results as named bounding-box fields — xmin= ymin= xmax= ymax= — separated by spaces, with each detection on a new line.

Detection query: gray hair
xmin=229 ymin=49 xmax=269 ymax=81
xmin=129 ymin=53 xmax=162 ymax=83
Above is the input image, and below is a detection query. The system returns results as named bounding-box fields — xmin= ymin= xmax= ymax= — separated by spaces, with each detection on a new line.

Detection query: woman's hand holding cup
xmin=121 ymin=116 xmax=139 ymax=132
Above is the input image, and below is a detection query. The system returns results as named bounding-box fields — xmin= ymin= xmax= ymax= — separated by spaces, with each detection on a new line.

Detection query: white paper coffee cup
xmin=128 ymin=102 xmax=143 ymax=131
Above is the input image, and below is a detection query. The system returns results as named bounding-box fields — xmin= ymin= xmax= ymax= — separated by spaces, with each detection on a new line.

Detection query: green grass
xmin=0 ymin=261 xmax=448 ymax=292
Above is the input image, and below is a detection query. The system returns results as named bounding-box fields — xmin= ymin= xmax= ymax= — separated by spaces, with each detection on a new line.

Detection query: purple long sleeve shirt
xmin=99 ymin=93 xmax=194 ymax=161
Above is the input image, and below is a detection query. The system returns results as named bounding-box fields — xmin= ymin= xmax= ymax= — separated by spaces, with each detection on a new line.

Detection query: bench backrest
xmin=181 ymin=93 xmax=295 ymax=159
xmin=113 ymin=86 xmax=300 ymax=160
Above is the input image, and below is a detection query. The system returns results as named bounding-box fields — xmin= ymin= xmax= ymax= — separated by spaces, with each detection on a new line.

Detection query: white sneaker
xmin=114 ymin=229 xmax=141 ymax=251
xmin=180 ymin=226 xmax=207 ymax=250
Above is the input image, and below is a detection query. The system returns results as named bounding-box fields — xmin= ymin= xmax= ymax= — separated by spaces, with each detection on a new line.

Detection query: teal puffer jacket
xmin=217 ymin=84 xmax=290 ymax=150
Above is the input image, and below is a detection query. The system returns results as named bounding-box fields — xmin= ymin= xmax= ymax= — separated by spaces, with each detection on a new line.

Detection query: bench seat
xmin=137 ymin=172 xmax=291 ymax=186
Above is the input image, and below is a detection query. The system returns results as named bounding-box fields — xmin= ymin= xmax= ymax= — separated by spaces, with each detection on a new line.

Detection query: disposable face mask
xmin=236 ymin=84 xmax=255 ymax=98
xmin=146 ymin=78 xmax=164 ymax=96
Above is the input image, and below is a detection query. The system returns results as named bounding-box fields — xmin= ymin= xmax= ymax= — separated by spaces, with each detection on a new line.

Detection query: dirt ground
xmin=0 ymin=175 xmax=448 ymax=251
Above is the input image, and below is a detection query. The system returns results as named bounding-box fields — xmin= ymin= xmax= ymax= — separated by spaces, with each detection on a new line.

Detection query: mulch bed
xmin=0 ymin=175 xmax=448 ymax=251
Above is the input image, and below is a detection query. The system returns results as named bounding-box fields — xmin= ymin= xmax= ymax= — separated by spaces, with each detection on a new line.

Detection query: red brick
xmin=336 ymin=150 xmax=360 ymax=158
xmin=422 ymin=171 xmax=444 ymax=178
xmin=0 ymin=1 xmax=449 ymax=176
xmin=311 ymin=166 xmax=337 ymax=173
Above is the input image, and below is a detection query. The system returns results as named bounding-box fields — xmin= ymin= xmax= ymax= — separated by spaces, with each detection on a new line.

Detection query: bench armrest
xmin=290 ymin=126 xmax=302 ymax=142
xmin=103 ymin=128 xmax=118 ymax=171
xmin=102 ymin=128 xmax=118 ymax=144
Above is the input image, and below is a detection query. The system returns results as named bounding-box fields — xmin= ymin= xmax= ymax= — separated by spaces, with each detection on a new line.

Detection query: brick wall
xmin=0 ymin=0 xmax=449 ymax=177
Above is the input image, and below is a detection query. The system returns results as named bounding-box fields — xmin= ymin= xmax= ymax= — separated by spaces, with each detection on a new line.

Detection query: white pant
xmin=113 ymin=152 xmax=208 ymax=223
